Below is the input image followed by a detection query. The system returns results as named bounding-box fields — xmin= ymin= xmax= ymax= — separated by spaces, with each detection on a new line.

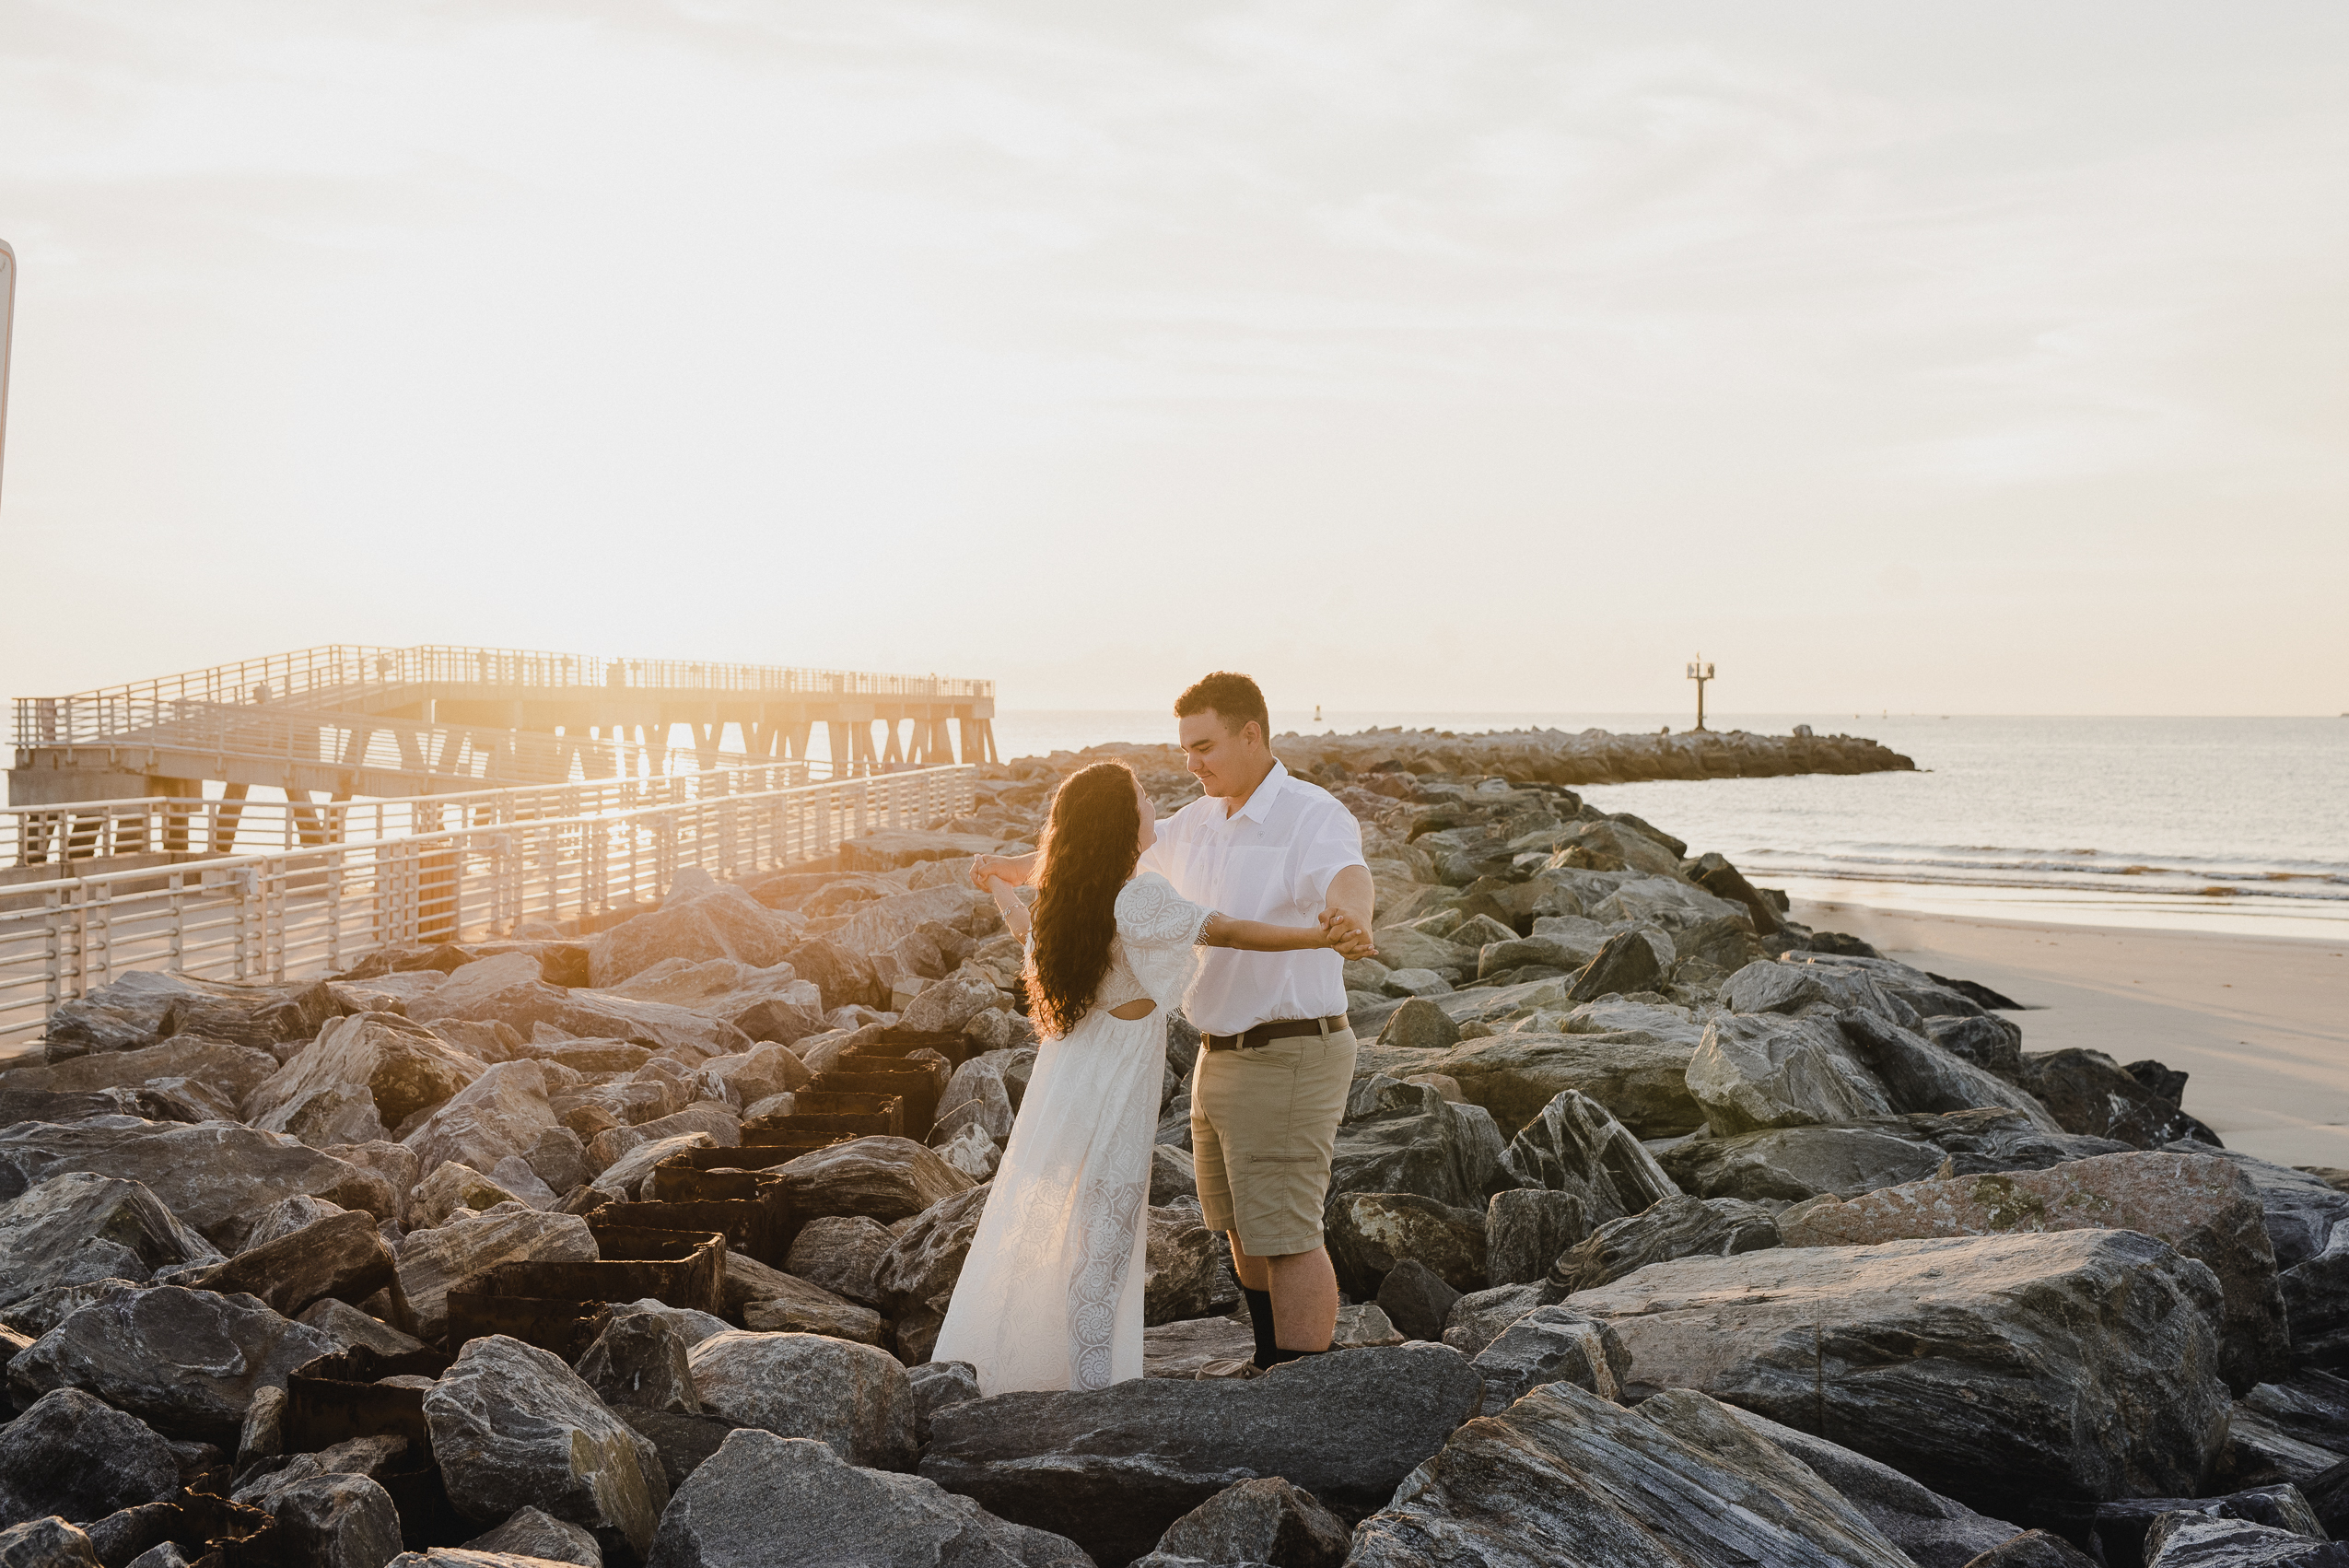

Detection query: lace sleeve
xmin=1116 ymin=873 xmax=1213 ymax=949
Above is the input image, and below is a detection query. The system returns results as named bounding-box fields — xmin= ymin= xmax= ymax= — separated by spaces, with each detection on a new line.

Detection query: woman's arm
xmin=984 ymin=875 xmax=1032 ymax=941
xmin=1198 ymin=912 xmax=1334 ymax=954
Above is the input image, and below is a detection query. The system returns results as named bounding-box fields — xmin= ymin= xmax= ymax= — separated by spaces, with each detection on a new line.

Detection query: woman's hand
xmin=1319 ymin=908 xmax=1377 ymax=960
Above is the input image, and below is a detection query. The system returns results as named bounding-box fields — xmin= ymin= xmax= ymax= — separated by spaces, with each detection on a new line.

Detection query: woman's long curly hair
xmin=1023 ymin=761 xmax=1143 ymax=1039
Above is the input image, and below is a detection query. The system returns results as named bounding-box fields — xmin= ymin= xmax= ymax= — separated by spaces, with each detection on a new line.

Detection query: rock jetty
xmin=5 ymin=734 xmax=2342 ymax=1568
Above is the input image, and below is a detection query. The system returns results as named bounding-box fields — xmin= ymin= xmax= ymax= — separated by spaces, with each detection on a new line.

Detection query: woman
xmin=932 ymin=760 xmax=1343 ymax=1393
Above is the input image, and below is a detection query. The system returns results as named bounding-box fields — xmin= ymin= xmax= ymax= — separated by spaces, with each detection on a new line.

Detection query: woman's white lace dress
xmin=932 ymin=872 xmax=1212 ymax=1393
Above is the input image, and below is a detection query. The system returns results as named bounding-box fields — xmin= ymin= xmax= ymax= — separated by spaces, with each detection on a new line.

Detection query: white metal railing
xmin=0 ymin=765 xmax=975 ymax=1045
xmin=15 ymin=642 xmax=994 ymax=745
xmin=10 ymin=696 xmax=682 ymax=777
xmin=2 ymin=757 xmax=832 ymax=870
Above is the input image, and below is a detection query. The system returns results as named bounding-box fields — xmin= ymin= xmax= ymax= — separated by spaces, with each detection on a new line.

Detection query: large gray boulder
xmin=1467 ymin=1303 xmax=1630 ymax=1415
xmin=1144 ymin=1203 xmax=1242 ymax=1327
xmin=1139 ymin=1478 xmax=1350 ymax=1568
xmin=577 ymin=1310 xmax=702 ymax=1415
xmin=1502 ymin=1089 xmax=1677 ymax=1230
xmin=0 ymin=1174 xmax=221 ymax=1309
xmin=394 ymin=1204 xmax=596 ymax=1343
xmin=1361 ymin=1031 xmax=1701 ymax=1139
xmin=930 ymin=1058 xmax=1014 ymax=1146
xmin=590 ymin=874 xmax=797 ymax=989
xmin=782 ymin=1217 xmax=892 ymax=1309
xmin=41 ymin=970 xmax=332 ymax=1058
xmin=0 ymin=1121 xmax=397 ymax=1249
xmin=401 ymin=1061 xmax=565 ymax=1183
xmin=2019 ymin=1049 xmax=2222 ymax=1150
xmin=0 ymin=1388 xmax=181 ymax=1529
xmin=609 ymin=961 xmax=824 ymax=1049
xmin=1329 ymin=1079 xmax=1519 ymax=1214
xmin=462 ymin=1507 xmax=602 ymax=1568
xmin=1662 ymin=1108 xmax=2130 ymax=1204
xmin=771 ymin=1139 xmax=974 ymax=1224
xmin=2170 ymin=1144 xmax=2349 ymax=1271
xmin=0 ymin=1517 xmax=101 ymax=1568
xmin=919 ymin=1344 xmax=1483 ymax=1567
xmin=238 ymin=1472 xmax=403 ymax=1568
xmin=1779 ymin=1150 xmax=2288 ymax=1393
xmin=1545 ymin=1193 xmax=1781 ymax=1297
xmin=6 ymin=1285 xmax=336 ymax=1445
xmin=686 ymin=1331 xmax=916 ymax=1471
xmin=184 ymin=1208 xmax=397 ymax=1320
xmin=1724 ymin=1406 xmax=2023 ymax=1568
xmin=871 ymin=1185 xmax=992 ymax=1357
xmin=642 ymin=1429 xmax=1089 ymax=1568
xmin=0 ymin=1036 xmax=280 ymax=1111
xmin=1346 ymin=1381 xmax=1917 ymax=1567
xmin=1686 ymin=1012 xmax=1897 ymax=1135
xmin=249 ymin=1012 xmax=481 ymax=1134
xmin=1567 ymin=1229 xmax=2234 ymax=1518
xmin=1325 ymin=1192 xmax=1487 ymax=1300
xmin=423 ymin=1334 xmax=669 ymax=1562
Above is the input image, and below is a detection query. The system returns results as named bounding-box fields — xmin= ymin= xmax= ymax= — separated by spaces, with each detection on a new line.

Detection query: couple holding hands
xmin=932 ymin=672 xmax=1382 ymax=1392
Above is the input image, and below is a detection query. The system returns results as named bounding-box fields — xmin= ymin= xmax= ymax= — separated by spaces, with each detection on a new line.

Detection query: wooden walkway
xmin=9 ymin=643 xmax=996 ymax=808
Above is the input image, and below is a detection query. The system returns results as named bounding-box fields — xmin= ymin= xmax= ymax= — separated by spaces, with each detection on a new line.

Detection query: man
xmin=975 ymin=672 xmax=1378 ymax=1369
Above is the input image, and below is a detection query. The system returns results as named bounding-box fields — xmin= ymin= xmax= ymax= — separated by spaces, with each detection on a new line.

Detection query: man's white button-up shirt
xmin=1136 ymin=760 xmax=1368 ymax=1036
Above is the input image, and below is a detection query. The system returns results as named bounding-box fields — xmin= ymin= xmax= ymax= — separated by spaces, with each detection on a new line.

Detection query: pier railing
xmin=15 ymin=642 xmax=994 ymax=736
xmin=1 ymin=757 xmax=829 ymax=870
xmin=0 ymin=764 xmax=975 ymax=1047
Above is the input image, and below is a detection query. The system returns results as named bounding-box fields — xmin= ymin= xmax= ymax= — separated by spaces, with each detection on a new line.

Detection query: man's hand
xmin=969 ymin=851 xmax=1038 ymax=891
xmin=1319 ymin=907 xmax=1376 ymax=961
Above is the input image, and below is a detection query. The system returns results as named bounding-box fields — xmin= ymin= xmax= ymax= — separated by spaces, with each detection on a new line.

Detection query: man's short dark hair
xmin=1174 ymin=672 xmax=1270 ymax=742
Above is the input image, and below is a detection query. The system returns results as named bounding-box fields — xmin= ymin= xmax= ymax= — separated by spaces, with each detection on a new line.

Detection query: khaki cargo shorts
xmin=1190 ymin=1023 xmax=1359 ymax=1258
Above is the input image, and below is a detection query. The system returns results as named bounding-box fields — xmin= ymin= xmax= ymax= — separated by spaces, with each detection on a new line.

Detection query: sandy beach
xmin=1795 ymin=896 xmax=2349 ymax=1168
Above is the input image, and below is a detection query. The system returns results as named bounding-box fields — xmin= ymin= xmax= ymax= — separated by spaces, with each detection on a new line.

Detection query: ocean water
xmin=988 ymin=711 xmax=2349 ymax=938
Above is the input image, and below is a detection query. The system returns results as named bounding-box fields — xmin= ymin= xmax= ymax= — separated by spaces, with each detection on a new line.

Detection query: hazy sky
xmin=2 ymin=2 xmax=2343 ymax=717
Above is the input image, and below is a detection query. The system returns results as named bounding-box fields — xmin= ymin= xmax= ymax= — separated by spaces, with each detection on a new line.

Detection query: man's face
xmin=1179 ymin=709 xmax=1262 ymax=798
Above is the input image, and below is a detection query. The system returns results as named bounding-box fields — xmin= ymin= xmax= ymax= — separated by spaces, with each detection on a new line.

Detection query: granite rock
xmin=1345 ymin=1381 xmax=1915 ymax=1567
xmin=0 ymin=1174 xmax=221 ymax=1310
xmin=422 ymin=1334 xmax=669 ymax=1562
xmin=462 ymin=1507 xmax=602 ymax=1568
xmin=1567 ymin=1229 xmax=2234 ymax=1522
xmin=771 ymin=1139 xmax=974 ymax=1224
xmin=685 ymin=1331 xmax=916 ymax=1472
xmin=394 ymin=1204 xmax=596 ymax=1343
xmin=1544 ymin=1193 xmax=1781 ymax=1298
xmin=919 ymin=1344 xmax=1483 ymax=1567
xmin=0 ymin=1389 xmax=181 ymax=1530
xmin=641 ymin=1429 xmax=1088 ymax=1568
xmin=1662 ymin=1108 xmax=2131 ymax=1204
xmin=576 ymin=1311 xmax=702 ymax=1415
xmin=248 ymin=1013 xmax=481 ymax=1137
xmin=1324 ymin=1191 xmax=1487 ymax=1300
xmin=1146 ymin=1478 xmax=1350 ymax=1568
xmin=6 ymin=1286 xmax=336 ymax=1445
xmin=1467 ymin=1303 xmax=1630 ymax=1415
xmin=0 ymin=1122 xmax=396 ymax=1250
xmin=1778 ymin=1151 xmax=2287 ymax=1393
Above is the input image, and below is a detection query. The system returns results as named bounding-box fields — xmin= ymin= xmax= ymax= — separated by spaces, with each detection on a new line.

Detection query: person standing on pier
xmin=968 ymin=671 xmax=1378 ymax=1375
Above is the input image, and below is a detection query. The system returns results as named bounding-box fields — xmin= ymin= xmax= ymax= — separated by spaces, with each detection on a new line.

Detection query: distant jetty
xmin=1003 ymin=725 xmax=1916 ymax=788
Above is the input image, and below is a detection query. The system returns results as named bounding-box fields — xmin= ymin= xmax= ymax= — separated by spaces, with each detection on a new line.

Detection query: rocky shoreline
xmin=1008 ymin=723 xmax=1917 ymax=789
xmin=4 ymin=738 xmax=2343 ymax=1568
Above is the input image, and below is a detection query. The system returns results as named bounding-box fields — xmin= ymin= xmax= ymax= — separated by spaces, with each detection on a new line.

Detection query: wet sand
xmin=1794 ymin=898 xmax=2349 ymax=1168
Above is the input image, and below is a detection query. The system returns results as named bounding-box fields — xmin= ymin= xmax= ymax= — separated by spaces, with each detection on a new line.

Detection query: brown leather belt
xmin=1200 ymin=1014 xmax=1350 ymax=1053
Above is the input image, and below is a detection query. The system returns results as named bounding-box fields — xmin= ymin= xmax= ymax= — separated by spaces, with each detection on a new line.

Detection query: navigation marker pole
xmin=0 ymin=240 xmax=13 ymax=506
xmin=1686 ymin=655 xmax=1715 ymax=731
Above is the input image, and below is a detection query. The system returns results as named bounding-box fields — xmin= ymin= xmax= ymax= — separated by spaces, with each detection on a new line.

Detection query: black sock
xmin=1258 ymin=1344 xmax=1329 ymax=1370
xmin=1243 ymin=1288 xmax=1279 ymax=1368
